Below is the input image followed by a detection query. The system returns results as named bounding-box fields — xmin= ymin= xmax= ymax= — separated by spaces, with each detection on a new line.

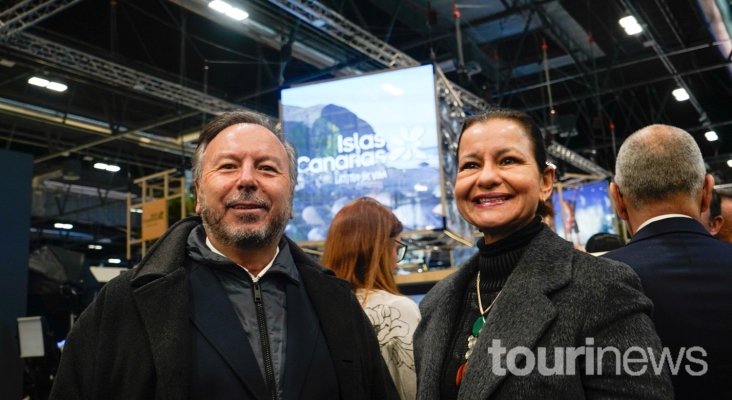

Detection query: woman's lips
xmin=472 ymin=193 xmax=513 ymax=206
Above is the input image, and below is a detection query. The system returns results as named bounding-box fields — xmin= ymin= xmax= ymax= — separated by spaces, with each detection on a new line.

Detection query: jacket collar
xmin=417 ymin=226 xmax=573 ymax=400
xmin=129 ymin=216 xmax=358 ymax=400
xmin=629 ymin=216 xmax=710 ymax=244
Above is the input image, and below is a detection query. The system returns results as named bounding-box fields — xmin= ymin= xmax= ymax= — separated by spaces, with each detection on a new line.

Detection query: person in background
xmin=715 ymin=188 xmax=732 ymax=243
xmin=414 ymin=108 xmax=672 ymax=400
xmin=50 ymin=111 xmax=398 ymax=400
xmin=322 ymin=197 xmax=420 ymax=400
xmin=700 ymin=189 xmax=724 ymax=236
xmin=584 ymin=232 xmax=625 ymax=254
xmin=604 ymin=124 xmax=732 ymax=399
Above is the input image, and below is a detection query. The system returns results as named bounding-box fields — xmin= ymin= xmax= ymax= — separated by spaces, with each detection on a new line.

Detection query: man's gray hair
xmin=615 ymin=124 xmax=706 ymax=209
xmin=190 ymin=111 xmax=297 ymax=194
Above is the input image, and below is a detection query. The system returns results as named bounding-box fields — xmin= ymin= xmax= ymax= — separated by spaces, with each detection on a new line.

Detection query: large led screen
xmin=281 ymin=65 xmax=441 ymax=242
xmin=551 ymin=180 xmax=616 ymax=248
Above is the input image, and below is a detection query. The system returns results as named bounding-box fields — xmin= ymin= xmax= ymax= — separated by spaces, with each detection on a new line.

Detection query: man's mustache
xmin=223 ymin=192 xmax=270 ymax=210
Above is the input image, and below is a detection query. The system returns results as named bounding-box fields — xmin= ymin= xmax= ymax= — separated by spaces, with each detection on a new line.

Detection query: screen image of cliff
xmin=280 ymin=65 xmax=442 ymax=242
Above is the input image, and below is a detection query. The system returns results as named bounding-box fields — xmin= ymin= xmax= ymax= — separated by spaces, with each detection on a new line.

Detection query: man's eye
xmin=260 ymin=165 xmax=276 ymax=172
xmin=220 ymin=164 xmax=236 ymax=170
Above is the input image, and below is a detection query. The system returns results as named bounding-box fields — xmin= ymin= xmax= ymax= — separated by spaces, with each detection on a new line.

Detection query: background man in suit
xmin=604 ymin=124 xmax=732 ymax=400
xmin=715 ymin=189 xmax=732 ymax=243
xmin=50 ymin=111 xmax=398 ymax=400
xmin=700 ymin=189 xmax=724 ymax=236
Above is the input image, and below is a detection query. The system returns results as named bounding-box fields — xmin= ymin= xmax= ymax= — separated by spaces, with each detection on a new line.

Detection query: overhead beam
xmin=0 ymin=0 xmax=82 ymax=39
xmin=266 ymin=0 xmax=490 ymax=111
xmin=34 ymin=111 xmax=201 ymax=163
xmin=1 ymin=33 xmax=248 ymax=116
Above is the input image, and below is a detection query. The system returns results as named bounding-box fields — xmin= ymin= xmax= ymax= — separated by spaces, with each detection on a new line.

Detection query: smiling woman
xmin=413 ymin=108 xmax=674 ymax=400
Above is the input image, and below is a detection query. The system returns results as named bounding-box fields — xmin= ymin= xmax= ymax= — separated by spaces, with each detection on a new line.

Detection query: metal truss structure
xmin=547 ymin=141 xmax=612 ymax=177
xmin=1 ymin=33 xmax=247 ymax=116
xmin=266 ymin=0 xmax=490 ymax=112
xmin=0 ymin=0 xmax=82 ymax=39
xmin=617 ymin=0 xmax=710 ymax=126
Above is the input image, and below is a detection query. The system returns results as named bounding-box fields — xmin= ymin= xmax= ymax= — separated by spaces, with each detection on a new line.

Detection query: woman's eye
xmin=460 ymin=162 xmax=479 ymax=170
xmin=500 ymin=157 xmax=517 ymax=165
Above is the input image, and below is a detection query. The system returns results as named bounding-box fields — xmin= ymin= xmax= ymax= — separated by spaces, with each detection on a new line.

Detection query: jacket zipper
xmin=253 ymin=281 xmax=278 ymax=400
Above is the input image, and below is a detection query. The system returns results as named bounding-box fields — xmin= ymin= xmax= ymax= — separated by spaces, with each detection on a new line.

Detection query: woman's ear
xmin=540 ymin=165 xmax=556 ymax=201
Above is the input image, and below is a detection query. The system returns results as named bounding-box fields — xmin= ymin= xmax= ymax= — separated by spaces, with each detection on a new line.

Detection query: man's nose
xmin=236 ymin=164 xmax=258 ymax=190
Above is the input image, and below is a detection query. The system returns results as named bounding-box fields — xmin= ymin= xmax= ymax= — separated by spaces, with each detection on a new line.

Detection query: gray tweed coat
xmin=414 ymin=226 xmax=674 ymax=400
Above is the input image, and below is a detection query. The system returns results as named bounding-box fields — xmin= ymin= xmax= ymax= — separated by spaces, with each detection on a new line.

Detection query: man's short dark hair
xmin=190 ymin=111 xmax=297 ymax=194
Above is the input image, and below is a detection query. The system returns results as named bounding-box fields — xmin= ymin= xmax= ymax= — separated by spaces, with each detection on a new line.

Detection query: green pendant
xmin=472 ymin=316 xmax=485 ymax=337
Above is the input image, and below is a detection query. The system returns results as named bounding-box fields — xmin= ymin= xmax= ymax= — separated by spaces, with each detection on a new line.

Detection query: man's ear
xmin=610 ymin=182 xmax=629 ymax=221
xmin=194 ymin=180 xmax=201 ymax=215
xmin=700 ymin=174 xmax=714 ymax=214
xmin=710 ymin=215 xmax=724 ymax=236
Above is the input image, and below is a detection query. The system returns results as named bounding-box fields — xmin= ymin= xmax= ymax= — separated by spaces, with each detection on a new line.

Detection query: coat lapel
xmin=458 ymin=227 xmax=573 ymax=400
xmin=282 ymin=280 xmax=319 ymax=400
xmin=287 ymin=238 xmax=363 ymax=399
xmin=130 ymin=217 xmax=201 ymax=400
xmin=131 ymin=267 xmax=190 ymax=400
xmin=187 ymin=263 xmax=268 ymax=400
xmin=414 ymin=259 xmax=477 ymax=398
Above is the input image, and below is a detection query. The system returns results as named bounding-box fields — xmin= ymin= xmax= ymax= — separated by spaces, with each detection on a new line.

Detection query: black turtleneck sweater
xmin=440 ymin=216 xmax=544 ymax=400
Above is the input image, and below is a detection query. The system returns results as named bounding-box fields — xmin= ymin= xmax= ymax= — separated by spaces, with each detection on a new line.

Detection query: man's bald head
xmin=614 ymin=124 xmax=706 ymax=209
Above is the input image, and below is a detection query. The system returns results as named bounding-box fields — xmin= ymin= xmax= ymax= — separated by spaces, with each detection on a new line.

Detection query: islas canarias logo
xmin=297 ymin=125 xmax=427 ymax=174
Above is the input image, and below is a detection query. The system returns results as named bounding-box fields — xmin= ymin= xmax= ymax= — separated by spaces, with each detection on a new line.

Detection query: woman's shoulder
xmin=569 ymin=248 xmax=643 ymax=289
xmin=358 ymin=289 xmax=420 ymax=316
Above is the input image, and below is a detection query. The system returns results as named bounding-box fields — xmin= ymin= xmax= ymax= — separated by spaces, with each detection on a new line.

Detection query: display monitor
xmin=551 ymin=180 xmax=616 ymax=248
xmin=280 ymin=65 xmax=441 ymax=242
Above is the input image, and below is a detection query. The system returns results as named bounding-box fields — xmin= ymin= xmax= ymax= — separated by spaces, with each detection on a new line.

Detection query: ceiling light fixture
xmin=88 ymin=244 xmax=102 ymax=250
xmin=93 ymin=162 xmax=121 ymax=172
xmin=209 ymin=1 xmax=248 ymax=20
xmin=28 ymin=76 xmax=68 ymax=92
xmin=619 ymin=16 xmax=643 ymax=35
xmin=54 ymin=223 xmax=73 ymax=229
xmin=705 ymin=131 xmax=718 ymax=141
xmin=672 ymin=88 xmax=690 ymax=101
xmin=728 ymin=160 xmax=732 ymax=168
xmin=108 ymin=258 xmax=122 ymax=264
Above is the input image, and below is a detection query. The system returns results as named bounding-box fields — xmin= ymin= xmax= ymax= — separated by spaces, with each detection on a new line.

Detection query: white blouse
xmin=356 ymin=289 xmax=421 ymax=400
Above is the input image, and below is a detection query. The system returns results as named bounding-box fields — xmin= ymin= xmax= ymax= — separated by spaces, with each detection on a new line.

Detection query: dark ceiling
xmin=1 ymin=0 xmax=731 ymax=264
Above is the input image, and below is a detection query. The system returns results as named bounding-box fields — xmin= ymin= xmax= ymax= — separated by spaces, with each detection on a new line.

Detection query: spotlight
xmin=727 ymin=160 xmax=732 ymax=168
xmin=88 ymin=244 xmax=102 ymax=250
xmin=226 ymin=8 xmax=248 ymax=20
xmin=672 ymin=88 xmax=689 ymax=101
xmin=209 ymin=1 xmax=248 ymax=20
xmin=108 ymin=258 xmax=121 ymax=264
xmin=54 ymin=223 xmax=73 ymax=229
xmin=705 ymin=131 xmax=718 ymax=141
xmin=28 ymin=77 xmax=50 ymax=87
xmin=208 ymin=0 xmax=231 ymax=12
xmin=94 ymin=162 xmax=121 ymax=172
xmin=619 ymin=16 xmax=643 ymax=35
xmin=28 ymin=77 xmax=68 ymax=92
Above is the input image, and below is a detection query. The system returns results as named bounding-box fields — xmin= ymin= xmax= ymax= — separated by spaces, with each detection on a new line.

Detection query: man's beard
xmin=199 ymin=190 xmax=291 ymax=250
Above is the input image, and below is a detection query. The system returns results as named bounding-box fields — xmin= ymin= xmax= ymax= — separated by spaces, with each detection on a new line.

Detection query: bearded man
xmin=50 ymin=111 xmax=399 ymax=400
